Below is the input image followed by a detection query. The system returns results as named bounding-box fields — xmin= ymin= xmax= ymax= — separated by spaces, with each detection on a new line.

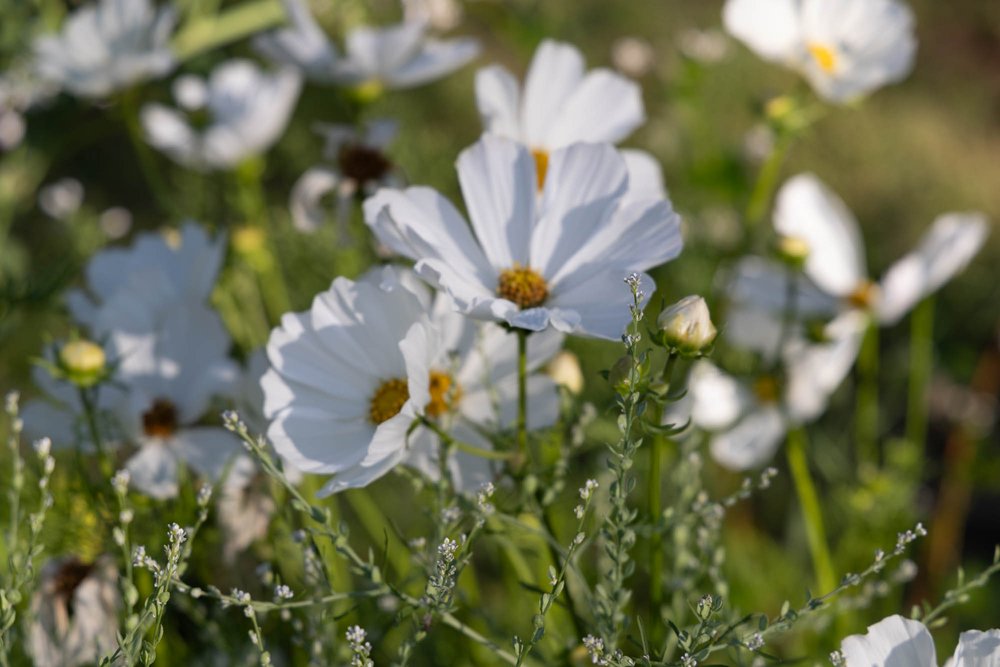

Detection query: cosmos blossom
xmin=838 ymin=614 xmax=1000 ymax=667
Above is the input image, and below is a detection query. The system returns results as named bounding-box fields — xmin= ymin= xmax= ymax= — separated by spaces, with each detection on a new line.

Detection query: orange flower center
xmin=752 ymin=376 xmax=781 ymax=404
xmin=807 ymin=43 xmax=838 ymax=74
xmin=142 ymin=398 xmax=178 ymax=438
xmin=846 ymin=280 xmax=879 ymax=310
xmin=369 ymin=378 xmax=409 ymax=425
xmin=426 ymin=371 xmax=462 ymax=419
xmin=531 ymin=148 xmax=549 ymax=190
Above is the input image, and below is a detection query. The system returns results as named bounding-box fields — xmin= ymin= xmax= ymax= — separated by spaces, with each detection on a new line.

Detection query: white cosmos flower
xmin=290 ymin=119 xmax=401 ymax=233
xmin=840 ymin=614 xmax=1000 ymax=667
xmin=768 ymin=174 xmax=989 ymax=326
xmin=476 ymin=39 xmax=645 ymax=162
xmin=723 ymin=0 xmax=916 ymax=103
xmin=141 ymin=60 xmax=302 ymax=171
xmin=255 ymin=0 xmax=478 ymax=88
xmin=687 ymin=312 xmax=863 ymax=470
xmin=364 ymin=135 xmax=683 ymax=340
xmin=33 ymin=0 xmax=176 ymax=99
xmin=261 ymin=268 xmax=440 ymax=496
xmin=111 ymin=297 xmax=240 ymax=500
xmin=28 ymin=556 xmax=119 ymax=667
xmin=385 ymin=269 xmax=564 ymax=492
xmin=66 ymin=222 xmax=226 ymax=332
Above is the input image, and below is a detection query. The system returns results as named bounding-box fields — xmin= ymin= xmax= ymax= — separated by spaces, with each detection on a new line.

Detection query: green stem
xmin=649 ymin=353 xmax=678 ymax=625
xmin=856 ymin=319 xmax=880 ymax=468
xmin=341 ymin=491 xmax=411 ymax=581
xmin=786 ymin=427 xmax=836 ymax=594
xmin=744 ymin=132 xmax=792 ymax=238
xmin=516 ymin=329 xmax=528 ymax=461
xmin=906 ymin=297 xmax=935 ymax=463
xmin=79 ymin=386 xmax=114 ymax=480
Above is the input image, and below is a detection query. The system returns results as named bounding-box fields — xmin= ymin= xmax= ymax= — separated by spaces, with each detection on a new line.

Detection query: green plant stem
xmin=785 ymin=427 xmax=836 ymax=594
xmin=906 ymin=297 xmax=935 ymax=465
xmin=856 ymin=319 xmax=880 ymax=468
xmin=744 ymin=132 xmax=792 ymax=237
xmin=79 ymin=386 xmax=114 ymax=480
xmin=341 ymin=491 xmax=410 ymax=581
xmin=649 ymin=353 xmax=679 ymax=628
xmin=516 ymin=329 xmax=528 ymax=461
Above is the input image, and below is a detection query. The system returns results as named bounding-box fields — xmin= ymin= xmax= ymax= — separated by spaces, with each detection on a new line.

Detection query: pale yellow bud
xmin=59 ymin=340 xmax=106 ymax=386
xmin=776 ymin=234 xmax=810 ymax=267
xmin=657 ymin=295 xmax=717 ymax=355
xmin=545 ymin=351 xmax=584 ymax=395
xmin=351 ymin=79 xmax=384 ymax=105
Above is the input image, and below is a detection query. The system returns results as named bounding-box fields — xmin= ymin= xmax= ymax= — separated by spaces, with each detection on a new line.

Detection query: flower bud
xmin=657 ymin=296 xmax=717 ymax=355
xmin=545 ymin=351 xmax=584 ymax=395
xmin=59 ymin=339 xmax=107 ymax=387
xmin=776 ymin=234 xmax=810 ymax=268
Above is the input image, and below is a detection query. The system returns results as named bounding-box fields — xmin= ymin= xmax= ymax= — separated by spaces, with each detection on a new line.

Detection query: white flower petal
xmin=172 ymin=427 xmax=240 ymax=481
xmin=878 ymin=212 xmax=988 ymax=325
xmin=688 ymin=360 xmax=749 ymax=430
xmin=383 ymin=37 xmax=479 ymax=88
xmin=522 ymin=39 xmax=586 ymax=147
xmin=547 ymin=68 xmax=644 ymax=148
xmin=774 ymin=173 xmax=868 ymax=297
xmin=253 ymin=0 xmax=340 ymax=81
xmin=475 ymin=65 xmax=522 ymax=140
xmin=126 ymin=443 xmax=180 ymax=500
xmin=290 ymin=166 xmax=341 ymax=233
xmin=840 ymin=615 xmax=936 ymax=667
xmin=949 ymin=629 xmax=1000 ymax=667
xmin=724 ymin=0 xmax=801 ymax=63
xmin=547 ymin=268 xmax=651 ymax=340
xmin=710 ymin=406 xmax=785 ymax=471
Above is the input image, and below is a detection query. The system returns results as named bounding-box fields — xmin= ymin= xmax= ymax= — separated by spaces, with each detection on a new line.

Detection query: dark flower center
xmin=338 ymin=143 xmax=392 ymax=187
xmin=143 ymin=398 xmax=178 ymax=438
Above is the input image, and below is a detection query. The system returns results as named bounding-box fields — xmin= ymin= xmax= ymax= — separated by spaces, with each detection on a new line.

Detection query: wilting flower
xmin=290 ymin=119 xmax=401 ymax=233
xmin=33 ymin=0 xmax=176 ymax=98
xmin=28 ymin=556 xmax=119 ymax=667
xmin=723 ymin=0 xmax=916 ymax=103
xmin=364 ymin=135 xmax=682 ymax=340
xmin=475 ymin=39 xmax=645 ymax=181
xmin=141 ymin=60 xmax=301 ymax=171
xmin=839 ymin=614 xmax=1000 ymax=666
xmin=255 ymin=0 xmax=478 ymax=89
xmin=685 ymin=312 xmax=863 ymax=470
xmin=262 ymin=269 xmax=440 ymax=496
xmin=765 ymin=174 xmax=988 ymax=326
xmin=66 ymin=222 xmax=226 ymax=331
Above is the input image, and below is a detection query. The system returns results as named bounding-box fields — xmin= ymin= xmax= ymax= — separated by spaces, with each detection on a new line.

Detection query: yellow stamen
xmin=531 ymin=148 xmax=549 ymax=190
xmin=846 ymin=280 xmax=878 ymax=310
xmin=497 ymin=264 xmax=549 ymax=309
xmin=753 ymin=376 xmax=780 ymax=404
xmin=427 ymin=371 xmax=462 ymax=419
xmin=369 ymin=378 xmax=409 ymax=424
xmin=807 ymin=43 xmax=838 ymax=74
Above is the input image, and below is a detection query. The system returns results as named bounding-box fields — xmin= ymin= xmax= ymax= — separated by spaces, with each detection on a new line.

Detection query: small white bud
xmin=657 ymin=295 xmax=717 ymax=355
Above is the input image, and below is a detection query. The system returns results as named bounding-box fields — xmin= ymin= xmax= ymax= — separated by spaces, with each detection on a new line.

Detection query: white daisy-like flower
xmin=66 ymin=222 xmax=226 ymax=332
xmin=364 ymin=135 xmax=683 ymax=340
xmin=254 ymin=0 xmax=478 ymax=89
xmin=386 ymin=269 xmax=564 ymax=492
xmin=290 ymin=119 xmax=401 ymax=233
xmin=140 ymin=60 xmax=302 ymax=171
xmin=687 ymin=311 xmax=864 ymax=470
xmin=28 ymin=555 xmax=120 ymax=667
xmin=261 ymin=268 xmax=440 ymax=496
xmin=33 ymin=0 xmax=176 ymax=99
xmin=475 ymin=39 xmax=645 ymax=183
xmin=723 ymin=0 xmax=917 ymax=103
xmin=840 ymin=614 xmax=1000 ymax=667
xmin=109 ymin=297 xmax=240 ymax=500
xmin=766 ymin=174 xmax=988 ymax=326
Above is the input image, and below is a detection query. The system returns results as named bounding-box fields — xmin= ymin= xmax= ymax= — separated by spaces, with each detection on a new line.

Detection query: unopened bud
xmin=776 ymin=235 xmax=810 ymax=268
xmin=546 ymin=351 xmax=584 ymax=395
xmin=59 ymin=340 xmax=107 ymax=387
xmin=657 ymin=296 xmax=717 ymax=356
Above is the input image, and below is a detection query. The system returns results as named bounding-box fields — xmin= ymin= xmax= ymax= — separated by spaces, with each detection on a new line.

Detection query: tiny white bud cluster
xmin=582 ymin=634 xmax=605 ymax=664
xmin=231 ymin=588 xmax=251 ymax=605
xmin=221 ymin=410 xmax=246 ymax=433
xmin=5 ymin=391 xmax=19 ymax=416
xmin=894 ymin=523 xmax=927 ymax=554
xmin=681 ymin=653 xmax=698 ymax=667
xmin=437 ymin=537 xmax=459 ymax=563
xmin=112 ymin=469 xmax=131 ymax=494
xmin=574 ymin=479 xmax=599 ymax=519
xmin=274 ymin=584 xmax=294 ymax=601
xmin=440 ymin=505 xmax=461 ymax=523
xmin=476 ymin=481 xmax=495 ymax=515
xmin=197 ymin=484 xmax=213 ymax=507
xmin=830 ymin=650 xmax=845 ymax=666
xmin=346 ymin=625 xmax=374 ymax=667
xmin=746 ymin=632 xmax=764 ymax=650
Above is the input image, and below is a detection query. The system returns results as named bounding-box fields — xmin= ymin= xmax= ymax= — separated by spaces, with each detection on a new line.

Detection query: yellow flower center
xmin=531 ymin=148 xmax=549 ymax=190
xmin=846 ymin=280 xmax=879 ymax=310
xmin=142 ymin=398 xmax=179 ymax=438
xmin=807 ymin=43 xmax=838 ymax=74
xmin=497 ymin=264 xmax=549 ymax=309
xmin=427 ymin=370 xmax=462 ymax=419
xmin=752 ymin=376 xmax=781 ymax=404
xmin=369 ymin=378 xmax=409 ymax=425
